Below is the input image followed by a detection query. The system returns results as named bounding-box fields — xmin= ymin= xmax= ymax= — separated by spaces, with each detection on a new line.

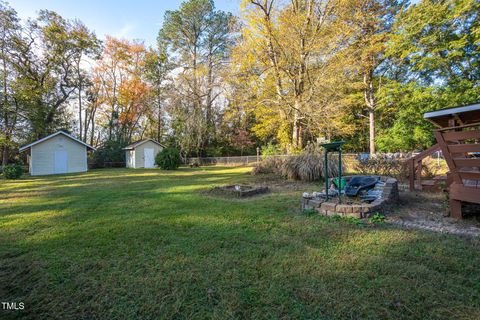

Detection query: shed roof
xmin=123 ymin=139 xmax=165 ymax=150
xmin=19 ymin=131 xmax=96 ymax=152
xmin=424 ymin=102 xmax=480 ymax=128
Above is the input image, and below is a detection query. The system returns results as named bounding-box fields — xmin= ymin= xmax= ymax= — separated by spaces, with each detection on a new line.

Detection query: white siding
xmin=30 ymin=135 xmax=87 ymax=176
xmin=134 ymin=141 xmax=163 ymax=168
xmin=126 ymin=150 xmax=135 ymax=168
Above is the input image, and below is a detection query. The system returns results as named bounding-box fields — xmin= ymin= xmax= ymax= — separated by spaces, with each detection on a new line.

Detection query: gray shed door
xmin=54 ymin=150 xmax=68 ymax=174
xmin=144 ymin=148 xmax=155 ymax=168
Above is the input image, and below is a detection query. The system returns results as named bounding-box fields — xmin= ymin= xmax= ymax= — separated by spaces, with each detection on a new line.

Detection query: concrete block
xmin=326 ymin=210 xmax=337 ymax=217
xmin=344 ymin=211 xmax=362 ymax=219
xmin=335 ymin=204 xmax=350 ymax=213
xmin=321 ymin=202 xmax=336 ymax=212
xmin=309 ymin=199 xmax=323 ymax=208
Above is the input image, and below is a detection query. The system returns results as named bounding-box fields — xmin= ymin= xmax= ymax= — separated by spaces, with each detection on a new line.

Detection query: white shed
xmin=123 ymin=139 xmax=165 ymax=169
xmin=19 ymin=131 xmax=96 ymax=176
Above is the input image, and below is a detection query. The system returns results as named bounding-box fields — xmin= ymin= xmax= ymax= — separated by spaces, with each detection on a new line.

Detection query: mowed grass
xmin=1 ymin=167 xmax=480 ymax=320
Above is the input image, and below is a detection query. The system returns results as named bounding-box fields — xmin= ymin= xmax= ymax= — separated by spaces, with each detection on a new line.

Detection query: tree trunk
xmin=83 ymin=107 xmax=89 ymax=143
xmin=108 ymin=109 xmax=114 ymax=140
xmin=90 ymin=108 xmax=96 ymax=146
xmin=2 ymin=50 xmax=8 ymax=167
xmin=77 ymin=59 xmax=83 ymax=141
xmin=369 ymin=108 xmax=375 ymax=155
xmin=292 ymin=100 xmax=302 ymax=150
xmin=364 ymin=71 xmax=376 ymax=155
xmin=2 ymin=146 xmax=8 ymax=167
xmin=157 ymin=101 xmax=162 ymax=142
xmin=206 ymin=44 xmax=214 ymax=141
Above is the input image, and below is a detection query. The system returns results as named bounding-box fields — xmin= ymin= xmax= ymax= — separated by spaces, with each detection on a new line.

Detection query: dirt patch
xmin=388 ymin=190 xmax=480 ymax=237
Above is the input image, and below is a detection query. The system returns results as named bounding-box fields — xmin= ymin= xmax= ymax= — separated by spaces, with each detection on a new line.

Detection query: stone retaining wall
xmin=301 ymin=176 xmax=399 ymax=218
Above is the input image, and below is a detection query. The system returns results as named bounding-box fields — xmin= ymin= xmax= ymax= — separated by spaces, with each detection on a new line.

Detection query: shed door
xmin=54 ymin=150 xmax=68 ymax=174
xmin=144 ymin=148 xmax=155 ymax=168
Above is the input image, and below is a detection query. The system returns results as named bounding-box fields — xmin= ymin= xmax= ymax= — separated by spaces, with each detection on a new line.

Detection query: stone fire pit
xmin=301 ymin=176 xmax=399 ymax=218
xmin=212 ymin=185 xmax=268 ymax=198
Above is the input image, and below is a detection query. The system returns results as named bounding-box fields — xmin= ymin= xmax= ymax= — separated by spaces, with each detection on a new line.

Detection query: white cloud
xmin=115 ymin=23 xmax=135 ymax=38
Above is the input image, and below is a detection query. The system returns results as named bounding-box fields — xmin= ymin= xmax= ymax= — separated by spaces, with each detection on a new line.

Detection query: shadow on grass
xmin=3 ymin=214 xmax=480 ymax=319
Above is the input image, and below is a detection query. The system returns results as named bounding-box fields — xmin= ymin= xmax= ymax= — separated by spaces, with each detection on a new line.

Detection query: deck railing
xmin=408 ymin=144 xmax=441 ymax=191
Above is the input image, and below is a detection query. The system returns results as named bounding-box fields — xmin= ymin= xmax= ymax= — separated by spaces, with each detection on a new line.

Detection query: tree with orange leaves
xmin=94 ymin=36 xmax=151 ymax=143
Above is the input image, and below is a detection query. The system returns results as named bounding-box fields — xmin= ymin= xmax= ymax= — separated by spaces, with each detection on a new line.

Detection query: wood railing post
xmin=416 ymin=160 xmax=423 ymax=190
xmin=409 ymin=158 xmax=415 ymax=191
xmin=407 ymin=143 xmax=441 ymax=192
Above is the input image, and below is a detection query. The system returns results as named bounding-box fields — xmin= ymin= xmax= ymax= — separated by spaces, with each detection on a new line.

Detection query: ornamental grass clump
xmin=281 ymin=153 xmax=341 ymax=181
xmin=253 ymin=144 xmax=343 ymax=182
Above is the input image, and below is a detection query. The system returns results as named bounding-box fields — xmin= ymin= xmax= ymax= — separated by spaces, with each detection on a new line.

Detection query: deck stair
xmin=422 ymin=103 xmax=480 ymax=218
xmin=434 ymin=122 xmax=480 ymax=218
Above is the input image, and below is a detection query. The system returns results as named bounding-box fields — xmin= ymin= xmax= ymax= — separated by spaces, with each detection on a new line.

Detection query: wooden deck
xmin=434 ymin=122 xmax=480 ymax=218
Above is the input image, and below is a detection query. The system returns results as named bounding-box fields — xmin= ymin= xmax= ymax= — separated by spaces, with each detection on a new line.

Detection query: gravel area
xmin=387 ymin=190 xmax=480 ymax=237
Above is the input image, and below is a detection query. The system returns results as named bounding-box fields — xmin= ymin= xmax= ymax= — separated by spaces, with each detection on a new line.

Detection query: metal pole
xmin=338 ymin=147 xmax=342 ymax=203
xmin=325 ymin=151 xmax=329 ymax=200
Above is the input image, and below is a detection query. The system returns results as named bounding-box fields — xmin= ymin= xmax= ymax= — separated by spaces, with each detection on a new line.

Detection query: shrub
xmin=251 ymin=157 xmax=283 ymax=175
xmin=261 ymin=143 xmax=283 ymax=158
xmin=156 ymin=147 xmax=181 ymax=170
xmin=369 ymin=213 xmax=386 ymax=224
xmin=92 ymin=139 xmax=126 ymax=168
xmin=189 ymin=159 xmax=201 ymax=168
xmin=354 ymin=155 xmax=407 ymax=181
xmin=3 ymin=164 xmax=23 ymax=179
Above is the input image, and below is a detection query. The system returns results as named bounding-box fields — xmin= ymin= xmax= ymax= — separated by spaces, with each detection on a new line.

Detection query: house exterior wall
xmin=134 ymin=141 xmax=163 ymax=168
xmin=30 ymin=135 xmax=87 ymax=176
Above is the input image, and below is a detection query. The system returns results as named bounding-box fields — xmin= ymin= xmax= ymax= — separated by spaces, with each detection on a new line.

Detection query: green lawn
xmin=1 ymin=167 xmax=479 ymax=319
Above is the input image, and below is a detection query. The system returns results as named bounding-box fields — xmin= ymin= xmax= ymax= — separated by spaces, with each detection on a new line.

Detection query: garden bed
xmin=301 ymin=176 xmax=399 ymax=218
xmin=210 ymin=184 xmax=268 ymax=198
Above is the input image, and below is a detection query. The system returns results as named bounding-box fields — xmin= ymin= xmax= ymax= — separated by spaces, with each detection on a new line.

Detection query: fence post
xmin=409 ymin=158 xmax=415 ymax=191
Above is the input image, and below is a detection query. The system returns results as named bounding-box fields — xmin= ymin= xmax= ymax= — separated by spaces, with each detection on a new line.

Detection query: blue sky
xmin=11 ymin=0 xmax=240 ymax=47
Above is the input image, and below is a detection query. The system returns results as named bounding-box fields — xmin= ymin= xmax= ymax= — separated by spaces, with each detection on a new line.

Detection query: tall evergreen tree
xmin=158 ymin=0 xmax=233 ymax=156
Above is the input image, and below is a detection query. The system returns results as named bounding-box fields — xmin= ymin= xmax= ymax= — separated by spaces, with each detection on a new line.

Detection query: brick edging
xmin=302 ymin=176 xmax=399 ymax=218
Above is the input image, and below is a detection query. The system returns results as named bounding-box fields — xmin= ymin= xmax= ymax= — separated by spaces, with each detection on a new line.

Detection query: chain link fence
xmin=186 ymin=153 xmax=369 ymax=166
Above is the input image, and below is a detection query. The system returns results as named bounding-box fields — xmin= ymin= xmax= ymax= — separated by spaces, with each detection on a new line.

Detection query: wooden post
xmin=337 ymin=148 xmax=342 ymax=203
xmin=416 ymin=160 xmax=423 ymax=190
xmin=409 ymin=158 xmax=415 ymax=191
xmin=450 ymin=199 xmax=462 ymax=219
xmin=325 ymin=151 xmax=329 ymax=200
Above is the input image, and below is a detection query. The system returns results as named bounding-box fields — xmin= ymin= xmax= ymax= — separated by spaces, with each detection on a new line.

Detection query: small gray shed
xmin=123 ymin=139 xmax=165 ymax=169
xmin=19 ymin=131 xmax=96 ymax=176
